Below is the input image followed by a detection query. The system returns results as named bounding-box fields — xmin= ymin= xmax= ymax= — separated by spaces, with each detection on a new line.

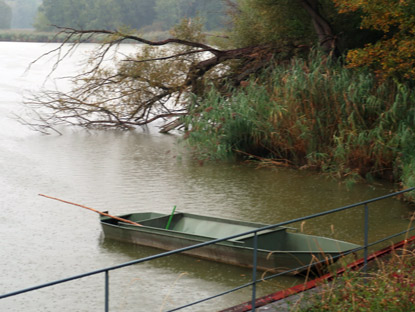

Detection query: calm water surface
xmin=0 ymin=42 xmax=413 ymax=311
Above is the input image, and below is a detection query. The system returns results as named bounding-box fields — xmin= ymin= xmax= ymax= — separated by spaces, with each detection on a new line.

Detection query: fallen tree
xmin=24 ymin=21 xmax=283 ymax=133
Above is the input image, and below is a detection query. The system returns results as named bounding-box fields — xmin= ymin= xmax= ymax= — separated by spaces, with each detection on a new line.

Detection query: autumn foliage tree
xmin=334 ymin=0 xmax=415 ymax=80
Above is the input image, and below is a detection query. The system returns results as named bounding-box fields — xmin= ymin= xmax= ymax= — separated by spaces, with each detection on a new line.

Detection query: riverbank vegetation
xmin=184 ymin=53 xmax=415 ymax=193
xmin=21 ymin=0 xmax=415 ymax=199
xmin=0 ymin=28 xmax=171 ymax=43
xmin=0 ymin=29 xmax=92 ymax=42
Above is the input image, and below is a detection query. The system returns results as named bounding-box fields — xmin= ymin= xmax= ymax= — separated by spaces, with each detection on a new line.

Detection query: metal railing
xmin=1 ymin=188 xmax=414 ymax=311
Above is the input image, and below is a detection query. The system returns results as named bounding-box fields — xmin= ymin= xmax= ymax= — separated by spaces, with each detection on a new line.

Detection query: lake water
xmin=0 ymin=42 xmax=413 ymax=311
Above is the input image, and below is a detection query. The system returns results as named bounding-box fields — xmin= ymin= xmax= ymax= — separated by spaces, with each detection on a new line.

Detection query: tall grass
xmin=183 ymin=52 xmax=415 ymax=197
xmin=299 ymin=247 xmax=415 ymax=311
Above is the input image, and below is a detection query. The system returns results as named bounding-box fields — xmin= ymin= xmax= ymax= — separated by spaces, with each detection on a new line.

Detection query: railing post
xmin=363 ymin=204 xmax=369 ymax=274
xmin=105 ymin=270 xmax=109 ymax=312
xmin=251 ymin=232 xmax=258 ymax=312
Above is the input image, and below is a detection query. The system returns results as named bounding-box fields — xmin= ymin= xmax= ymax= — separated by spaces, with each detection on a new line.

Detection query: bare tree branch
xmin=22 ymin=25 xmax=287 ymax=134
xmin=55 ymin=26 xmax=221 ymax=55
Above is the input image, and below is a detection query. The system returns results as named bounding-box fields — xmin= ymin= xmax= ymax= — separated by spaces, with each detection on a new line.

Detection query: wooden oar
xmin=39 ymin=194 xmax=142 ymax=226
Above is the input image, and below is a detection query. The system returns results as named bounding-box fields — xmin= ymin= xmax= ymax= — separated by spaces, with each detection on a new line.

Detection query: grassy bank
xmin=184 ymin=52 xmax=415 ymax=199
xmin=299 ymin=243 xmax=415 ymax=311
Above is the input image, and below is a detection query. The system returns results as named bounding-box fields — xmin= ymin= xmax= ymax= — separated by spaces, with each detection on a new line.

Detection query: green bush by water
xmin=184 ymin=52 xmax=415 ymax=197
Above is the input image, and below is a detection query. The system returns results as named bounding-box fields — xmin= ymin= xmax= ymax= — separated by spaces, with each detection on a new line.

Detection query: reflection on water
xmin=0 ymin=42 xmax=414 ymax=311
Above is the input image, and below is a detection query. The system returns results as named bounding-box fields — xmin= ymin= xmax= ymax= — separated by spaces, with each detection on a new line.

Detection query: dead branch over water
xmin=23 ymin=26 xmax=279 ymax=134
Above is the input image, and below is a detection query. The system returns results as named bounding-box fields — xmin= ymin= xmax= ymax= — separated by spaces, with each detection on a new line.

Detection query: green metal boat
xmin=100 ymin=212 xmax=360 ymax=273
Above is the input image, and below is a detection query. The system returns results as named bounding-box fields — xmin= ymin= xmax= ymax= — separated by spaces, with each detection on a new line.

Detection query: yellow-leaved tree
xmin=334 ymin=0 xmax=415 ymax=80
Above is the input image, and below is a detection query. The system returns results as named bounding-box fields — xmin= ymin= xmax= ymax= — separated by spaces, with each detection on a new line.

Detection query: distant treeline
xmin=2 ymin=0 xmax=41 ymax=29
xmin=0 ymin=0 xmax=227 ymax=32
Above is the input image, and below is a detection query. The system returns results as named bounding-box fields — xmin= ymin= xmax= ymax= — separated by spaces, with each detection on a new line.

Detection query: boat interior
xmin=103 ymin=212 xmax=358 ymax=252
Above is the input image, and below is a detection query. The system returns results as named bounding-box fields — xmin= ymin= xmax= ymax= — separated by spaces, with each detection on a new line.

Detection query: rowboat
xmin=100 ymin=212 xmax=360 ymax=273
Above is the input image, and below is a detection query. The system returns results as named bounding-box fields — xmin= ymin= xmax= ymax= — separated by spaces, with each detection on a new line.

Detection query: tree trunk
xmin=298 ymin=0 xmax=338 ymax=56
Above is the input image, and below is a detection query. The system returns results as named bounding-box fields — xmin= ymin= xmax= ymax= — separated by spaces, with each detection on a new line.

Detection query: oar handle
xmin=39 ymin=194 xmax=142 ymax=226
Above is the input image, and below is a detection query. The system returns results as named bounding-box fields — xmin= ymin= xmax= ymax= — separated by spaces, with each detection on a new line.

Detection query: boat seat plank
xmin=229 ymin=227 xmax=287 ymax=242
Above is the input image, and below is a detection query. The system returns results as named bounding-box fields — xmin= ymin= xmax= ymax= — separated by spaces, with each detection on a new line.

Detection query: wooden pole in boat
xmin=38 ymin=194 xmax=142 ymax=226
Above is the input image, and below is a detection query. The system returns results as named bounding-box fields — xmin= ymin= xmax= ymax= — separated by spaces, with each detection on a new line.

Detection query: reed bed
xmin=184 ymin=52 xmax=415 ymax=197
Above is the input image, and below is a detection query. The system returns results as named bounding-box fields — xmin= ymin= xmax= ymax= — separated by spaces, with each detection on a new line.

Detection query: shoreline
xmin=0 ymin=29 xmax=170 ymax=43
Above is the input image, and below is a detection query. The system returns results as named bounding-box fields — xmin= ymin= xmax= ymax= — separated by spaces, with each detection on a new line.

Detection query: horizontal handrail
xmin=1 ymin=187 xmax=414 ymax=310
